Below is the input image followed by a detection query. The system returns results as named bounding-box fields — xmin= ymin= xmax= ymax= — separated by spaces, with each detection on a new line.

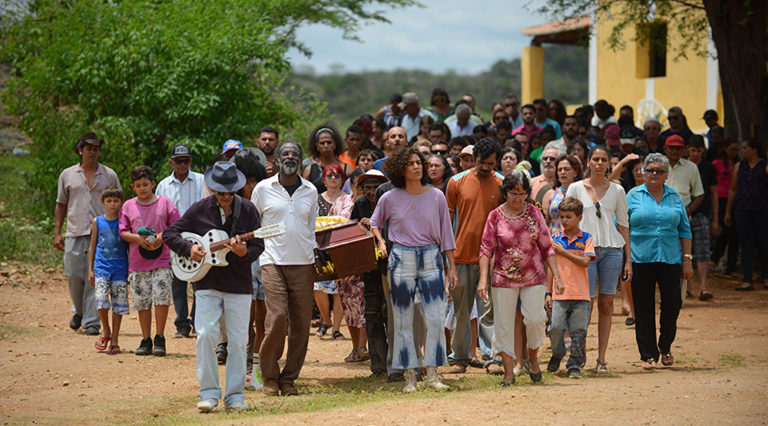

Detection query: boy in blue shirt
xmin=546 ymin=197 xmax=595 ymax=378
xmin=88 ymin=187 xmax=129 ymax=355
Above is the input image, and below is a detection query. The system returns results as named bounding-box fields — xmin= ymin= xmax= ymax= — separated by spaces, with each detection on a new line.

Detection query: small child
xmin=88 ymin=186 xmax=129 ymax=355
xmin=545 ymin=197 xmax=595 ymax=379
xmin=119 ymin=166 xmax=180 ymax=356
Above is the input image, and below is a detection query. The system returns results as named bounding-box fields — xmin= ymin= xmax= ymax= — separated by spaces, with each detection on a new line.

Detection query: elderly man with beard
xmin=251 ymin=142 xmax=318 ymax=397
xmin=531 ymin=147 xmax=560 ymax=205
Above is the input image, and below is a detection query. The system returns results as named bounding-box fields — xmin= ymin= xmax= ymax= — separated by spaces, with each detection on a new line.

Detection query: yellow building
xmin=521 ymin=10 xmax=721 ymax=134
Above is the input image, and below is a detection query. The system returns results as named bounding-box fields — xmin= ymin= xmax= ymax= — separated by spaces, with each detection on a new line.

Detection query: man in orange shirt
xmin=445 ymin=138 xmax=503 ymax=373
xmin=338 ymin=125 xmax=365 ymax=170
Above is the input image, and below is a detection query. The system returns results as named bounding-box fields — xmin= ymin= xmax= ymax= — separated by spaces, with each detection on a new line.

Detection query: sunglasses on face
xmin=541 ymin=156 xmax=557 ymax=162
xmin=432 ymin=149 xmax=447 ymax=155
xmin=325 ymin=173 xmax=341 ymax=179
xmin=645 ymin=168 xmax=667 ymax=175
xmin=215 ymin=191 xmax=236 ymax=197
xmin=505 ymin=103 xmax=519 ymax=107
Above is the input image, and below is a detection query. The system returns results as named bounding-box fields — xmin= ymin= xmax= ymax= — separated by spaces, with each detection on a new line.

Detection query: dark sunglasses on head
xmin=173 ymin=158 xmax=191 ymax=164
xmin=215 ymin=191 xmax=236 ymax=196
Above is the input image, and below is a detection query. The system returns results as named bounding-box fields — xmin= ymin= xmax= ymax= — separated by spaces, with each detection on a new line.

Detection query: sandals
xmin=332 ymin=330 xmax=344 ymax=340
xmin=698 ymin=291 xmax=714 ymax=301
xmin=94 ymin=335 xmax=110 ymax=351
xmin=107 ymin=345 xmax=121 ymax=355
xmin=315 ymin=323 xmax=328 ymax=337
xmin=344 ymin=349 xmax=360 ymax=363
xmin=661 ymin=352 xmax=675 ymax=366
xmin=642 ymin=359 xmax=657 ymax=370
xmin=357 ymin=347 xmax=370 ymax=361
xmin=469 ymin=358 xmax=484 ymax=368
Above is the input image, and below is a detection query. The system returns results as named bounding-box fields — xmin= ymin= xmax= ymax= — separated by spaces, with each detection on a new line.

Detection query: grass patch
xmin=718 ymin=353 xmax=746 ymax=370
xmin=0 ymin=324 xmax=34 ymax=340
xmin=138 ymin=373 xmax=553 ymax=424
xmin=0 ymin=155 xmax=59 ymax=267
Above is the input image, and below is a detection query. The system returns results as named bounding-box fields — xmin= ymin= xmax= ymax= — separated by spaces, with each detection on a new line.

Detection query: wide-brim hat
xmin=204 ymin=161 xmax=246 ymax=193
xmin=74 ymin=132 xmax=104 ymax=154
xmin=357 ymin=169 xmax=389 ymax=186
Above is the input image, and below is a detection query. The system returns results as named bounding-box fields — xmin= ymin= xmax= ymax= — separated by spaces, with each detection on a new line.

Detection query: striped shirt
xmin=155 ymin=171 xmax=205 ymax=216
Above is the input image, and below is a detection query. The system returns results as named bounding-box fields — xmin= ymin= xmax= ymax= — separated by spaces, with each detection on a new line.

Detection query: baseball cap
xmin=619 ymin=126 xmax=636 ymax=145
xmin=358 ymin=169 xmax=389 ymax=186
xmin=604 ymin=124 xmax=620 ymax=147
xmin=458 ymin=145 xmax=475 ymax=159
xmin=665 ymin=135 xmax=685 ymax=147
xmin=169 ymin=143 xmax=191 ymax=159
xmin=398 ymin=92 xmax=419 ymax=108
xmin=222 ymin=139 xmax=243 ymax=153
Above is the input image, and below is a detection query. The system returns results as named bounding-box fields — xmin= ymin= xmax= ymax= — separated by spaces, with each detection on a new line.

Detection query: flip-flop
xmin=94 ymin=335 xmax=110 ymax=351
xmin=106 ymin=345 xmax=121 ymax=355
xmin=469 ymin=359 xmax=484 ymax=368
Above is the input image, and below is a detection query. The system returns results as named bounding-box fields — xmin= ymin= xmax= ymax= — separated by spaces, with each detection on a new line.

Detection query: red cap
xmin=665 ymin=135 xmax=685 ymax=147
xmin=604 ymin=124 xmax=620 ymax=147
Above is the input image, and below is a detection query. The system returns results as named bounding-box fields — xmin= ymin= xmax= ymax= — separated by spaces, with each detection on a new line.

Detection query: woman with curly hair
xmin=370 ymin=147 xmax=458 ymax=393
xmin=302 ymin=125 xmax=353 ymax=193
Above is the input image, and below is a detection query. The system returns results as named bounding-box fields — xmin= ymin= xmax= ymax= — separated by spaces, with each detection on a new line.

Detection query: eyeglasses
xmin=594 ymin=202 xmax=602 ymax=219
xmin=645 ymin=168 xmax=667 ymax=175
xmin=325 ymin=173 xmax=341 ymax=179
xmin=215 ymin=191 xmax=236 ymax=197
xmin=432 ymin=149 xmax=447 ymax=155
xmin=507 ymin=192 xmax=528 ymax=199
xmin=172 ymin=158 xmax=191 ymax=164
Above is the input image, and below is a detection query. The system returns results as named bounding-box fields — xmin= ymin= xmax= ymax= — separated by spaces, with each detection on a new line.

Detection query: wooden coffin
xmin=314 ymin=220 xmax=378 ymax=281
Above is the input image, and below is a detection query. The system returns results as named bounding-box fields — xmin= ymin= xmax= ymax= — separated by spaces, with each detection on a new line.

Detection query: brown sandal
xmin=661 ymin=353 xmax=675 ymax=366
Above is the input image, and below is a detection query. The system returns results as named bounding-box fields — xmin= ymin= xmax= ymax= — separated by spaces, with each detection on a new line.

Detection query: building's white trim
xmin=706 ymin=27 xmax=719 ymax=110
xmin=645 ymin=78 xmax=655 ymax=101
xmin=588 ymin=10 xmax=598 ymax=104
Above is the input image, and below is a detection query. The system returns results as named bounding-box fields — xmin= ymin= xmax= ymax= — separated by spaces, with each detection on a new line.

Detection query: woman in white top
xmin=565 ymin=145 xmax=632 ymax=374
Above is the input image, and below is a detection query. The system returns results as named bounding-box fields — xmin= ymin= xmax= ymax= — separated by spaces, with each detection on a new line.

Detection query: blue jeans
xmin=195 ymin=289 xmax=251 ymax=405
xmin=587 ymin=247 xmax=623 ymax=298
xmin=449 ymin=263 xmax=493 ymax=366
xmin=172 ymin=276 xmax=195 ymax=330
xmin=549 ymin=300 xmax=590 ymax=371
xmin=389 ymin=243 xmax=447 ymax=369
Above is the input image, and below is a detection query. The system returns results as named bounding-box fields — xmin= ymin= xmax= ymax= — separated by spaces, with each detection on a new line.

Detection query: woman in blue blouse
xmin=626 ymin=153 xmax=693 ymax=370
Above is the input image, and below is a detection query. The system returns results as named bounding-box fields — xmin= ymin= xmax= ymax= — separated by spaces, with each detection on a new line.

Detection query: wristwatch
xmin=683 ymin=254 xmax=693 ymax=261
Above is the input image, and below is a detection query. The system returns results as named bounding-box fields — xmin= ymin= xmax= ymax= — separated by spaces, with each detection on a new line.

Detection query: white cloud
xmin=287 ymin=0 xmax=547 ymax=74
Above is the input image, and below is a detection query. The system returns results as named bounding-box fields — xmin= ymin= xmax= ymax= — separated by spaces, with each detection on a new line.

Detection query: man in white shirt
xmin=664 ymin=135 xmax=704 ymax=212
xmin=447 ymin=104 xmax=478 ymax=138
xmin=399 ymin=92 xmax=434 ymax=141
xmin=251 ymin=142 xmax=318 ymax=397
xmin=156 ymin=144 xmax=205 ymax=338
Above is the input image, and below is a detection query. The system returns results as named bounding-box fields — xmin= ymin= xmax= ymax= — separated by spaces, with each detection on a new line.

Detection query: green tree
xmin=0 ymin=0 xmax=416 ymax=213
xmin=535 ymin=0 xmax=767 ymax=144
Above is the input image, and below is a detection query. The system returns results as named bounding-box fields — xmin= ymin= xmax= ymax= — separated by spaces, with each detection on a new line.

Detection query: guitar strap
xmin=229 ymin=195 xmax=242 ymax=238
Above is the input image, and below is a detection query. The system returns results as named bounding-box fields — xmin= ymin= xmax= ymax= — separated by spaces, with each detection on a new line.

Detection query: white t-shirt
xmin=566 ymin=181 xmax=628 ymax=248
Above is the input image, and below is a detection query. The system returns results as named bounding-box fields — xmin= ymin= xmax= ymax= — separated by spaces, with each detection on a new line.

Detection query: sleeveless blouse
xmin=735 ymin=159 xmax=768 ymax=211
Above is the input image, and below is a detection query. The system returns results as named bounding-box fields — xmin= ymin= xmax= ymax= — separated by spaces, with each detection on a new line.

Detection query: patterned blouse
xmin=548 ymin=187 xmax=567 ymax=237
xmin=329 ymin=193 xmax=355 ymax=219
xmin=479 ymin=203 xmax=554 ymax=288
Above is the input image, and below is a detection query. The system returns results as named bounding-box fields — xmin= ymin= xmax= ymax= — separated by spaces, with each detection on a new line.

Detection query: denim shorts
xmin=587 ymin=247 xmax=623 ymax=298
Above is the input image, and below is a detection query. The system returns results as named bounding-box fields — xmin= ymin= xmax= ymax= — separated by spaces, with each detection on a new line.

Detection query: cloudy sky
xmin=287 ymin=0 xmax=548 ymax=75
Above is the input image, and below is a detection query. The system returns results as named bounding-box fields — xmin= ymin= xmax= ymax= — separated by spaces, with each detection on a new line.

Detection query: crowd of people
xmin=54 ymin=89 xmax=768 ymax=412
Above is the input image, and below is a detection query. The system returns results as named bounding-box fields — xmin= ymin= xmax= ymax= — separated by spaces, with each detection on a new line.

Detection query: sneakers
xmin=174 ymin=324 xmax=192 ymax=338
xmin=216 ymin=342 xmax=228 ymax=365
xmin=546 ymin=356 xmax=562 ymax=373
xmin=135 ymin=337 xmax=152 ymax=356
xmin=197 ymin=398 xmax=218 ymax=413
xmin=69 ymin=314 xmax=82 ymax=330
xmin=596 ymin=360 xmax=610 ymax=374
xmin=153 ymin=334 xmax=166 ymax=357
xmin=226 ymin=400 xmax=248 ymax=411
xmin=568 ymin=369 xmax=583 ymax=379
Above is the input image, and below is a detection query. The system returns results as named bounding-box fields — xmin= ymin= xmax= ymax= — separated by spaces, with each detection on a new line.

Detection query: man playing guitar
xmin=164 ymin=161 xmax=264 ymax=413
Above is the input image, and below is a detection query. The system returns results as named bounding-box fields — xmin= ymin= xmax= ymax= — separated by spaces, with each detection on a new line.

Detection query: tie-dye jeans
xmin=388 ymin=243 xmax=448 ymax=370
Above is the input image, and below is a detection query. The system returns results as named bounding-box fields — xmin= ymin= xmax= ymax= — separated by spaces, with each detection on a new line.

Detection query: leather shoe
xmin=262 ymin=380 xmax=279 ymax=396
xmin=69 ymin=314 xmax=82 ymax=330
xmin=280 ymin=382 xmax=298 ymax=396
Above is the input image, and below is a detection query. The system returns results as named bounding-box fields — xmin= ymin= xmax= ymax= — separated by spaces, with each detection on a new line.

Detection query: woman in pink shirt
xmin=478 ymin=170 xmax=563 ymax=386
